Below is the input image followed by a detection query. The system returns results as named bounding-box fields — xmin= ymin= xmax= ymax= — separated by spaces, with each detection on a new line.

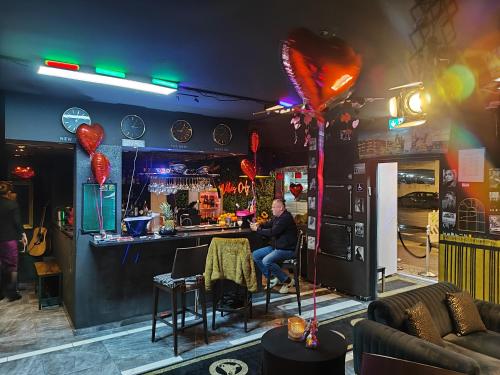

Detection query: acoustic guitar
xmin=29 ymin=204 xmax=48 ymax=257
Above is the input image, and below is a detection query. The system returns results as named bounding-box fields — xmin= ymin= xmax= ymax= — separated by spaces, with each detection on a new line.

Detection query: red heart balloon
xmin=289 ymin=183 xmax=303 ymax=200
xmin=77 ymin=123 xmax=104 ymax=156
xmin=282 ymin=28 xmax=362 ymax=114
xmin=250 ymin=131 xmax=260 ymax=154
xmin=240 ymin=159 xmax=256 ymax=182
xmin=91 ymin=152 xmax=111 ymax=186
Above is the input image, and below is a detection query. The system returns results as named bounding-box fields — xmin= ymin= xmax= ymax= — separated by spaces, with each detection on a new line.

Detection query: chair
xmin=360 ymin=353 xmax=467 ymax=375
xmin=265 ymin=230 xmax=305 ymax=315
xmin=152 ymin=244 xmax=209 ymax=356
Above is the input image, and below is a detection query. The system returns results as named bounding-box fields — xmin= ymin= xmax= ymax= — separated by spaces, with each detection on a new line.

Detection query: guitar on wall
xmin=29 ymin=203 xmax=48 ymax=257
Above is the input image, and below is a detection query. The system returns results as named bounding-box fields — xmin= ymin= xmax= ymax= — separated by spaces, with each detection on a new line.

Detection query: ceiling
xmin=0 ymin=0 xmax=498 ymax=121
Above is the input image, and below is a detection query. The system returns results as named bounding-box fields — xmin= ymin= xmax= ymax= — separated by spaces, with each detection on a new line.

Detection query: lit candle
xmin=288 ymin=316 xmax=306 ymax=341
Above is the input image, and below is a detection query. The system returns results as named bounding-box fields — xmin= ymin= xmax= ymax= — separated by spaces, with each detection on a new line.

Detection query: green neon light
xmin=152 ymin=78 xmax=178 ymax=89
xmin=95 ymin=67 xmax=126 ymax=78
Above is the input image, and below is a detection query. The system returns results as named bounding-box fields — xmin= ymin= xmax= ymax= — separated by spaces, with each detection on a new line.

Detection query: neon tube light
xmin=279 ymin=100 xmax=293 ymax=108
xmin=38 ymin=66 xmax=177 ymax=95
xmin=95 ymin=67 xmax=126 ymax=78
xmin=44 ymin=60 xmax=80 ymax=71
xmin=152 ymin=78 xmax=178 ymax=89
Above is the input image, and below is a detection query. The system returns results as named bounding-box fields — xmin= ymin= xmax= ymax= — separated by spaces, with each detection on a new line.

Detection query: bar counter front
xmin=77 ymin=226 xmax=260 ymax=330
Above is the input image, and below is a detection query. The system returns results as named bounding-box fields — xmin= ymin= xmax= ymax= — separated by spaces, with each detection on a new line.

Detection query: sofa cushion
xmin=446 ymin=291 xmax=487 ymax=336
xmin=406 ymin=301 xmax=444 ymax=346
xmin=443 ymin=330 xmax=500 ymax=360
xmin=368 ymin=282 xmax=460 ymax=337
xmin=443 ymin=340 xmax=500 ymax=375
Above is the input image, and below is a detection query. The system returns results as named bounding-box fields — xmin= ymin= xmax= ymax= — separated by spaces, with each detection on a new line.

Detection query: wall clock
xmin=62 ymin=107 xmax=91 ymax=133
xmin=212 ymin=123 xmax=232 ymax=146
xmin=121 ymin=115 xmax=146 ymax=139
xmin=171 ymin=120 xmax=193 ymax=143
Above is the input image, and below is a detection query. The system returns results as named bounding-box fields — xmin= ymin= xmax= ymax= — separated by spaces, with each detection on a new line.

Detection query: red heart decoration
xmin=77 ymin=123 xmax=104 ymax=156
xmin=91 ymin=152 xmax=111 ymax=186
xmin=240 ymin=159 xmax=256 ymax=181
xmin=282 ymin=28 xmax=362 ymax=114
xmin=250 ymin=131 xmax=260 ymax=154
xmin=289 ymin=183 xmax=303 ymax=200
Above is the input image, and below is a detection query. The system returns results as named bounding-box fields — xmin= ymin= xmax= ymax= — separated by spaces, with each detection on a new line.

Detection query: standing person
xmin=0 ymin=181 xmax=27 ymax=301
xmin=251 ymin=199 xmax=297 ymax=294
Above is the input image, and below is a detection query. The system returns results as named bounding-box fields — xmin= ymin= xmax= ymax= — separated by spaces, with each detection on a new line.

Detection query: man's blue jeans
xmin=252 ymin=246 xmax=295 ymax=283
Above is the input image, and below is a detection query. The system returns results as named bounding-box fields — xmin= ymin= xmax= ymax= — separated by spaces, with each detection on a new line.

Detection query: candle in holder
xmin=287 ymin=316 xmax=306 ymax=341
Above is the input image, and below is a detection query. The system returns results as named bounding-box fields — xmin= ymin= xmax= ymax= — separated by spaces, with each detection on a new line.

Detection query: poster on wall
xmin=355 ymin=245 xmax=364 ymax=262
xmin=442 ymin=212 xmax=456 ymax=230
xmin=490 ymin=216 xmax=500 ymax=235
xmin=307 ymin=236 xmax=316 ymax=250
xmin=458 ymin=148 xmax=485 ymax=182
xmin=355 ymin=222 xmax=364 ymax=237
xmin=443 ymin=169 xmax=457 ymax=188
xmin=490 ymin=168 xmax=500 ymax=189
xmin=308 ymin=216 xmax=316 ymax=230
xmin=457 ymin=198 xmax=486 ymax=233
xmin=442 ymin=191 xmax=456 ymax=210
xmin=357 ymin=122 xmax=450 ymax=159
xmin=490 ymin=192 xmax=500 ymax=212
xmin=308 ymin=196 xmax=316 ymax=210
xmin=354 ymin=197 xmax=365 ymax=213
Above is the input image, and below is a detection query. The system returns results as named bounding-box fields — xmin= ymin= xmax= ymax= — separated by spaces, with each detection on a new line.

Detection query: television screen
xmin=323 ymin=184 xmax=352 ymax=219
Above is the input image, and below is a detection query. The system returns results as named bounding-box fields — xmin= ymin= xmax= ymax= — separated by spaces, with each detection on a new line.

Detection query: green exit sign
xmin=388 ymin=117 xmax=405 ymax=129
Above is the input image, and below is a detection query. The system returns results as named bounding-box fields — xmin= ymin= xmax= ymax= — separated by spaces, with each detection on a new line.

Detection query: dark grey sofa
xmin=353 ymin=282 xmax=500 ymax=374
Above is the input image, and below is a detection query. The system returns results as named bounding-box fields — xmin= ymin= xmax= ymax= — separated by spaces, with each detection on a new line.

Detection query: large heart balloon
xmin=91 ymin=152 xmax=111 ymax=186
xmin=282 ymin=28 xmax=362 ymax=114
xmin=77 ymin=123 xmax=104 ymax=156
xmin=240 ymin=159 xmax=256 ymax=182
xmin=250 ymin=131 xmax=260 ymax=154
xmin=289 ymin=183 xmax=303 ymax=200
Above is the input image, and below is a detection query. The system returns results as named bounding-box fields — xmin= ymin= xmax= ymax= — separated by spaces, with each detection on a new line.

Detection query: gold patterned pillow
xmin=446 ymin=291 xmax=486 ymax=336
xmin=406 ymin=301 xmax=444 ymax=346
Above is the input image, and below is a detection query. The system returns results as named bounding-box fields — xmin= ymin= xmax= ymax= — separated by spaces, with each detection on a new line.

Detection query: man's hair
xmin=272 ymin=198 xmax=286 ymax=207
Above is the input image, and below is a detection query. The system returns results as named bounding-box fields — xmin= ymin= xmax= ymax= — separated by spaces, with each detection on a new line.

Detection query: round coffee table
xmin=261 ymin=325 xmax=347 ymax=374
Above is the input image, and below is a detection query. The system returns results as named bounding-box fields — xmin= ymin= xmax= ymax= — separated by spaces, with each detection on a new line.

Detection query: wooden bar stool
xmin=377 ymin=267 xmax=386 ymax=293
xmin=34 ymin=261 xmax=62 ymax=310
xmin=152 ymin=244 xmax=209 ymax=356
xmin=265 ymin=230 xmax=305 ymax=315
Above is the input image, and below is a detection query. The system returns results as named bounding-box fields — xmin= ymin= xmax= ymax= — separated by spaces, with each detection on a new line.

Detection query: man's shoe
xmin=267 ymin=277 xmax=279 ymax=289
xmin=279 ymin=278 xmax=295 ymax=294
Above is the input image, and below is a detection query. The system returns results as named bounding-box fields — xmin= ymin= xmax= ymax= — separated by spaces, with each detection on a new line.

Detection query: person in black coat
xmin=251 ymin=199 xmax=297 ymax=294
xmin=0 ymin=181 xmax=27 ymax=301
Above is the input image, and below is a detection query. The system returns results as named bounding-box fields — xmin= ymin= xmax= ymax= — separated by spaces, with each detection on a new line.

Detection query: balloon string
xmin=99 ymin=187 xmax=104 ymax=233
xmin=94 ymin=185 xmax=103 ymax=231
xmin=313 ymin=121 xmax=325 ymax=323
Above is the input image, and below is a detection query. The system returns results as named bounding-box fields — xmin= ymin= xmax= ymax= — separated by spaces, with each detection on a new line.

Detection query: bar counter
xmin=89 ymin=226 xmax=252 ymax=247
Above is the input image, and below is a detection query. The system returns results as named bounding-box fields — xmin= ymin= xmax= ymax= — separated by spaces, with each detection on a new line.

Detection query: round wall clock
xmin=121 ymin=115 xmax=146 ymax=139
xmin=212 ymin=123 xmax=232 ymax=146
xmin=171 ymin=120 xmax=193 ymax=143
xmin=61 ymin=107 xmax=91 ymax=133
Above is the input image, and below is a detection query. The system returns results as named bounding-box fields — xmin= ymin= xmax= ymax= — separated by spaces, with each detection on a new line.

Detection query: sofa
xmin=353 ymin=282 xmax=500 ymax=374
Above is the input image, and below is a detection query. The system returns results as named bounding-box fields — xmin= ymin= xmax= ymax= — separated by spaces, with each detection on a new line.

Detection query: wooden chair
xmin=152 ymin=244 xmax=209 ymax=356
xmin=360 ymin=353 xmax=467 ymax=375
xmin=265 ymin=230 xmax=305 ymax=315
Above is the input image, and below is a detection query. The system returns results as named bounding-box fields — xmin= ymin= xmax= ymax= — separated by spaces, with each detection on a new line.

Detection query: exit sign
xmin=388 ymin=117 xmax=405 ymax=129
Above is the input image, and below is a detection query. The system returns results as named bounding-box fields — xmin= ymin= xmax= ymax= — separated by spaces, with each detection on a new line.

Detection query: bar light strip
xmin=37 ymin=66 xmax=177 ymax=95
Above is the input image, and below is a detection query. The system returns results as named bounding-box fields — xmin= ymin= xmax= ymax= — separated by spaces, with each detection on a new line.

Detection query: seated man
xmin=251 ymin=199 xmax=297 ymax=294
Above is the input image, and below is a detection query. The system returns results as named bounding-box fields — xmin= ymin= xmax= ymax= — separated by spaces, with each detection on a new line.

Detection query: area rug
xmin=147 ymin=309 xmax=367 ymax=375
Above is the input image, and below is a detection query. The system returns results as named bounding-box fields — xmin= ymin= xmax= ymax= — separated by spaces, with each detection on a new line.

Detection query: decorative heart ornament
xmin=77 ymin=123 xmax=104 ymax=156
xmin=240 ymin=159 xmax=256 ymax=181
xmin=289 ymin=183 xmax=303 ymax=199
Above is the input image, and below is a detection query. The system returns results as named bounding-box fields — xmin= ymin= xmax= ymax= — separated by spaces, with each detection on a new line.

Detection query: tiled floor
xmin=0 ymin=276 xmax=429 ymax=375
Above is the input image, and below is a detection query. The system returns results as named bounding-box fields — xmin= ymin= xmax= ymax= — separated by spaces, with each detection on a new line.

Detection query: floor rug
xmin=147 ymin=309 xmax=367 ymax=375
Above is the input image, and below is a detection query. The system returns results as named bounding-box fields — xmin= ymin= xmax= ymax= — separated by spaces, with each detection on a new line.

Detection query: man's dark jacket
xmin=257 ymin=210 xmax=297 ymax=250
xmin=0 ymin=197 xmax=23 ymax=242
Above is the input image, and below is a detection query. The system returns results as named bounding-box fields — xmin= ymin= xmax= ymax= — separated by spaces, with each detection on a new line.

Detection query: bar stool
xmin=152 ymin=244 xmax=209 ymax=356
xmin=377 ymin=267 xmax=386 ymax=293
xmin=265 ymin=230 xmax=305 ymax=315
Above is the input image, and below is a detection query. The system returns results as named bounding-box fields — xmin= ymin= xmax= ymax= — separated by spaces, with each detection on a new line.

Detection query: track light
xmin=388 ymin=82 xmax=430 ymax=129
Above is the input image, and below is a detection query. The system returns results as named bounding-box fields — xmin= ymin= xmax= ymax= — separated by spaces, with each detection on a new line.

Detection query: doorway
xmin=376 ymin=159 xmax=440 ymax=282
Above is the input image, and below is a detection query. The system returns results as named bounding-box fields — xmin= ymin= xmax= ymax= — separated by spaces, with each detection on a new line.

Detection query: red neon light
xmin=44 ymin=60 xmax=80 ymax=71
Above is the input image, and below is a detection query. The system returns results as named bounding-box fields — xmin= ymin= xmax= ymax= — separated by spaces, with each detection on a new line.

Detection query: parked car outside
xmin=398 ymin=191 xmax=439 ymax=209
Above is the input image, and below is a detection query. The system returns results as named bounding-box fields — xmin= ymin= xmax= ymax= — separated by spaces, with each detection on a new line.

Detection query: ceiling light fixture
xmin=95 ymin=67 xmax=126 ymax=78
xmin=38 ymin=66 xmax=177 ymax=96
xmin=44 ymin=60 xmax=80 ymax=71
